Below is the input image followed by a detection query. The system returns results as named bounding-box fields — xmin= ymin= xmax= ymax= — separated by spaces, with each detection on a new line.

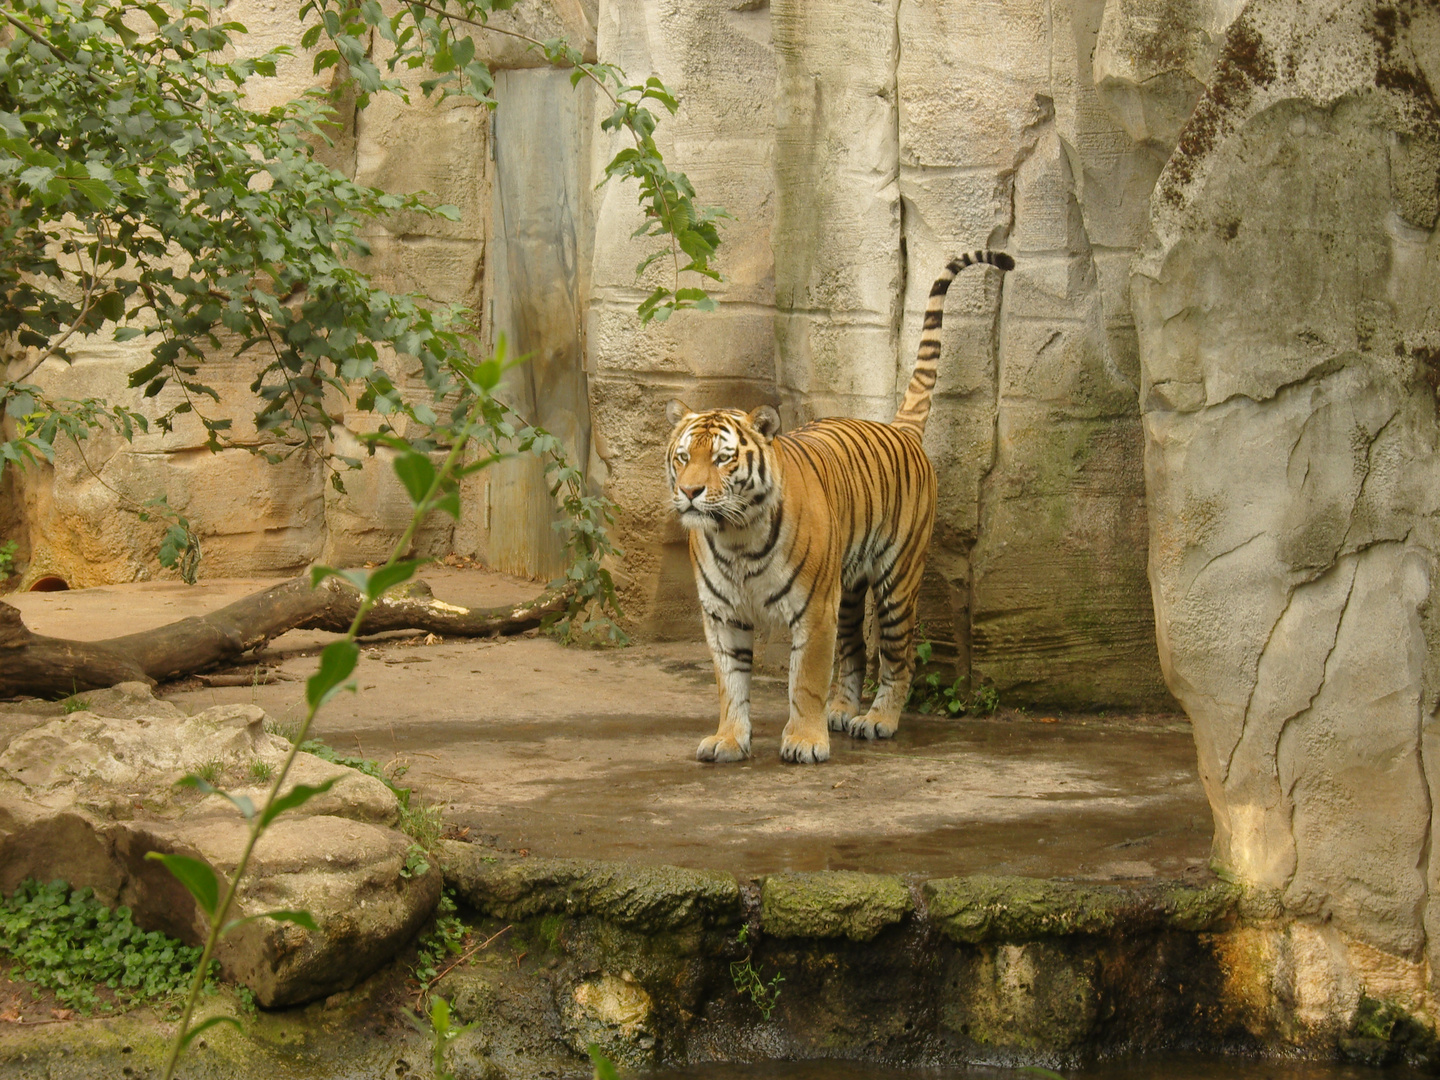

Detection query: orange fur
xmin=664 ymin=253 xmax=1012 ymax=763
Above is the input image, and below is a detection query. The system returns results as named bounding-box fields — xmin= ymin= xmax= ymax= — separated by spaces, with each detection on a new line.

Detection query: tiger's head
xmin=664 ymin=399 xmax=781 ymax=533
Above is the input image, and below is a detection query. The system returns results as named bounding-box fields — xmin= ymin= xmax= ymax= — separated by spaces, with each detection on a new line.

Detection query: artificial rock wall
xmin=597 ymin=0 xmax=1183 ymax=709
xmin=13 ymin=0 xmax=1428 ymax=731
xmin=1133 ymin=0 xmax=1440 ymax=1030
xmin=3 ymin=0 xmax=1185 ymax=710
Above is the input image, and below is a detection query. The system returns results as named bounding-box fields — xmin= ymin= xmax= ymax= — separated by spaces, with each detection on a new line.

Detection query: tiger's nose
xmin=680 ymin=485 xmax=706 ymax=501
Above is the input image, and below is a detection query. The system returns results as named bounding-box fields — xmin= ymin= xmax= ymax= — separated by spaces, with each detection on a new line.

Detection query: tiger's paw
xmin=780 ymin=733 xmax=830 ymax=764
xmin=697 ymin=734 xmax=750 ymax=763
xmin=826 ymin=706 xmax=858 ymax=732
xmin=846 ymin=714 xmax=898 ymax=740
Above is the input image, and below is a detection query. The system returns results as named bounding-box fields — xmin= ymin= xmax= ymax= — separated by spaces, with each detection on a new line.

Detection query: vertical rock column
xmin=900 ymin=0 xmax=1174 ymax=707
xmin=1135 ymin=0 xmax=1440 ymax=989
xmin=771 ymin=0 xmax=902 ymax=428
xmin=587 ymin=0 xmax=778 ymax=636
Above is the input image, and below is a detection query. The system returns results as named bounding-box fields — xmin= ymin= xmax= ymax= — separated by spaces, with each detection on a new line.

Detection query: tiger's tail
xmin=891 ymin=250 xmax=1015 ymax=438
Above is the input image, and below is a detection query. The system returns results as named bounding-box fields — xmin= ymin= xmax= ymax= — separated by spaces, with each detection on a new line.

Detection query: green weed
xmin=0 ymin=539 xmax=16 ymax=581
xmin=907 ymin=637 xmax=999 ymax=717
xmin=58 ymin=694 xmax=91 ymax=715
xmin=398 ymin=799 xmax=445 ymax=850
xmin=193 ymin=759 xmax=224 ymax=785
xmin=729 ymin=924 xmax=783 ymax=1020
xmin=427 ymin=995 xmax=475 ymax=1080
xmin=0 ymin=879 xmax=216 ymax=1013
xmin=247 ymin=759 xmax=274 ymax=784
xmin=401 ymin=844 xmax=431 ymax=880
xmin=414 ymin=890 xmax=468 ymax=988
xmin=295 ymin=738 xmax=412 ymax=804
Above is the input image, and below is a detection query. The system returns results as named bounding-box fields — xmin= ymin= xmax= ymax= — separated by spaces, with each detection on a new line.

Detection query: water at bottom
xmin=638 ymin=1056 xmax=1431 ymax=1080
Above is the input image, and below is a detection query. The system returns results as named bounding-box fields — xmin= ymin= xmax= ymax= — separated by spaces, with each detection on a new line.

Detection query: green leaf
xmin=392 ymin=451 xmax=436 ymax=507
xmin=434 ymin=488 xmax=460 ymax=520
xmin=258 ymin=776 xmax=339 ymax=828
xmin=222 ymin=908 xmax=319 ymax=935
xmin=305 ymin=640 xmax=359 ymax=711
xmin=587 ymin=1045 xmax=621 ymax=1080
xmin=144 ymin=853 xmax=220 ymax=917
xmin=310 ymin=564 xmax=371 ymax=592
xmin=68 ymin=176 xmax=114 ymax=209
xmin=364 ymin=559 xmax=422 ymax=599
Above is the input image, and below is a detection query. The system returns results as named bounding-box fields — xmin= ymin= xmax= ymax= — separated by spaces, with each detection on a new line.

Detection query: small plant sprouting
xmin=59 ymin=694 xmax=91 ymax=715
xmin=589 ymin=1045 xmax=621 ymax=1080
xmin=729 ymin=923 xmax=783 ymax=1020
xmin=401 ymin=844 xmax=431 ymax=881
xmin=0 ymin=539 xmax=17 ymax=581
xmin=414 ymin=889 xmax=468 ymax=989
xmin=427 ymin=995 xmax=475 ymax=1080
xmin=193 ymin=759 xmax=224 ymax=786
xmin=907 ymin=634 xmax=1000 ymax=717
xmin=247 ymin=760 xmax=274 ymax=784
xmin=398 ymin=799 xmax=445 ymax=850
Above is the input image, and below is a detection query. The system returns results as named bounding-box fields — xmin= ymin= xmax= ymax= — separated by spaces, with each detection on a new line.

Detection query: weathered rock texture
xmin=0 ymin=685 xmax=438 ymax=1007
xmin=1133 ymin=0 xmax=1440 ymax=1026
xmin=591 ymin=0 xmax=1179 ymax=707
xmin=2 ymin=0 xmax=1183 ymax=710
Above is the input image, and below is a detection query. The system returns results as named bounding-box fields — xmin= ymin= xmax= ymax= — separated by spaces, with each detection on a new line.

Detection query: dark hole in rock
xmin=29 ymin=576 xmax=69 ymax=592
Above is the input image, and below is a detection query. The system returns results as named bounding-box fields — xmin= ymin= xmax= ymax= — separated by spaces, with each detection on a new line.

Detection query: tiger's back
xmin=665 ymin=251 xmax=1012 ymax=763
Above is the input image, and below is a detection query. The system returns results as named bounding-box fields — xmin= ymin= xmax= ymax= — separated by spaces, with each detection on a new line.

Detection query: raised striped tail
xmin=891 ymin=250 xmax=1015 ymax=438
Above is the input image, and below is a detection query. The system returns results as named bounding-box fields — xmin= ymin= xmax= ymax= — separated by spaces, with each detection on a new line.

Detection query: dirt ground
xmin=5 ymin=568 xmax=1214 ymax=882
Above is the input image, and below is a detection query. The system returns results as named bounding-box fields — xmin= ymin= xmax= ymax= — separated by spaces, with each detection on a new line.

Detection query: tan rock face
xmin=1134 ymin=0 xmax=1440 ymax=1003
xmin=6 ymin=0 xmax=1186 ymax=713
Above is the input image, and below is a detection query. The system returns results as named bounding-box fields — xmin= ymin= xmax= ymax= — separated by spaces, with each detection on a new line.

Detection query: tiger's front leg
xmin=697 ymin=611 xmax=754 ymax=763
xmin=780 ymin=607 xmax=837 ymax=764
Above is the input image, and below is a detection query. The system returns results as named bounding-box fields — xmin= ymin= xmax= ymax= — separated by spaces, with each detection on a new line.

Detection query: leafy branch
xmin=299 ymin=0 xmax=728 ymax=323
xmin=0 ymin=0 xmax=629 ymax=632
xmin=151 ymin=347 xmax=508 ymax=1080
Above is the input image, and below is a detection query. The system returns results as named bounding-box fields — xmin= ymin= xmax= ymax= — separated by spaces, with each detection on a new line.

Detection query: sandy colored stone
xmin=0 ymin=685 xmax=431 ymax=1007
xmin=1134 ymin=0 xmax=1440 ymax=971
xmin=563 ymin=971 xmax=656 ymax=1069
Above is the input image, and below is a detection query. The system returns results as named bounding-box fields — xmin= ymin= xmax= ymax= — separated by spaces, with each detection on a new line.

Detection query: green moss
xmin=924 ymin=876 xmax=1240 ymax=943
xmin=1157 ymin=881 xmax=1240 ymax=930
xmin=760 ymin=871 xmax=912 ymax=941
xmin=440 ymin=847 xmax=739 ymax=932
xmin=924 ymin=875 xmax=1127 ymax=943
xmin=1340 ymin=995 xmax=1439 ymax=1066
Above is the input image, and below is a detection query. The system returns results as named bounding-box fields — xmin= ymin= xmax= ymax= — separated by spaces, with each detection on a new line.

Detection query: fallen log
xmin=0 ymin=575 xmax=574 ymax=699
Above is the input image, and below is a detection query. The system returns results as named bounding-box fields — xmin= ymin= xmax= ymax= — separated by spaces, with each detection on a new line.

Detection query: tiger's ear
xmin=665 ymin=398 xmax=693 ymax=427
xmin=747 ymin=405 xmax=781 ymax=440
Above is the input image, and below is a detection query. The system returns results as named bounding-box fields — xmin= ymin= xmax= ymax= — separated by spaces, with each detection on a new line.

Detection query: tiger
xmin=664 ymin=250 xmax=1015 ymax=763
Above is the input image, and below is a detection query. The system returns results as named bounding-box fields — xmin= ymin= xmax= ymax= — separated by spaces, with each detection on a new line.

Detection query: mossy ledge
xmin=11 ymin=856 xmax=1438 ymax=1078
xmin=923 ymin=874 xmax=1240 ymax=943
xmin=760 ymin=870 xmax=913 ymax=941
xmin=440 ymin=842 xmax=740 ymax=931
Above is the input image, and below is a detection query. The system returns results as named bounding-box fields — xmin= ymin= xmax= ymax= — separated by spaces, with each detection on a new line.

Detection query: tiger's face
xmin=664 ymin=400 xmax=781 ymax=533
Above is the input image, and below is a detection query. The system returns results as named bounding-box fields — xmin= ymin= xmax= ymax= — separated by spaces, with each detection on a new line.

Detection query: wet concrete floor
xmin=7 ymin=570 xmax=1213 ymax=882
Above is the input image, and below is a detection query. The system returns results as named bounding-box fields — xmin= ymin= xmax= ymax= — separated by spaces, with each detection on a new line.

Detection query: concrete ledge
xmin=441 ymin=842 xmax=740 ymax=931
xmin=760 ymin=870 xmax=912 ymax=941
xmin=923 ymin=874 xmax=1240 ymax=943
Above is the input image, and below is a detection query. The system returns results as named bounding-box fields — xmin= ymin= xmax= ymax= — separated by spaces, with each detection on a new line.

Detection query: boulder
xmin=0 ymin=685 xmax=438 ymax=1007
xmin=1133 ymin=0 xmax=1440 ymax=986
